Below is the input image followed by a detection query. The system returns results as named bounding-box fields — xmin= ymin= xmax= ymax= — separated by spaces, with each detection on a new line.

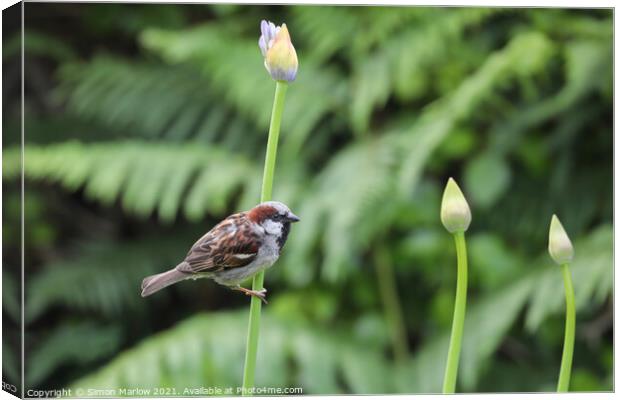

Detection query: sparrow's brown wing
xmin=177 ymin=213 xmax=261 ymax=274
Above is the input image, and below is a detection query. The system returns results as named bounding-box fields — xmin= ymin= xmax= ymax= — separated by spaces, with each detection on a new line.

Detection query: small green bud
xmin=548 ymin=214 xmax=574 ymax=265
xmin=440 ymin=178 xmax=471 ymax=233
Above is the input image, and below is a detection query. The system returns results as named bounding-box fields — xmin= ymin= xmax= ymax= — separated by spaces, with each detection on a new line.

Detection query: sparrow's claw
xmin=251 ymin=289 xmax=268 ymax=304
xmin=233 ymin=286 xmax=268 ymax=304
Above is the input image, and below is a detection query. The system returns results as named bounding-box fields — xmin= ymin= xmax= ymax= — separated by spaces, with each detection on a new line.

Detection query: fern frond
xmin=25 ymin=236 xmax=186 ymax=322
xmin=349 ymin=8 xmax=502 ymax=133
xmin=72 ymin=311 xmax=391 ymax=394
xmin=57 ymin=57 xmax=254 ymax=145
xmin=4 ymin=141 xmax=256 ymax=222
xmin=291 ymin=6 xmax=358 ymax=63
xmin=291 ymin=6 xmax=426 ymax=63
xmin=284 ymin=136 xmax=399 ymax=284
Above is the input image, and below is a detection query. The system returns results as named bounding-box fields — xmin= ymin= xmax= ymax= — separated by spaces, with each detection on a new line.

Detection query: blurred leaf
xmin=570 ymin=368 xmax=604 ymax=391
xmin=468 ymin=233 xmax=522 ymax=289
xmin=460 ymin=278 xmax=532 ymax=390
xmin=525 ymin=225 xmax=612 ymax=331
xmin=434 ymin=128 xmax=477 ymax=160
xmin=4 ymin=31 xmax=77 ymax=61
xmin=464 ymin=152 xmax=511 ymax=208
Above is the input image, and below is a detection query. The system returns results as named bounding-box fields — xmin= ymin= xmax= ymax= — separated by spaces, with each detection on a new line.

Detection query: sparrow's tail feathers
xmin=141 ymin=267 xmax=188 ymax=297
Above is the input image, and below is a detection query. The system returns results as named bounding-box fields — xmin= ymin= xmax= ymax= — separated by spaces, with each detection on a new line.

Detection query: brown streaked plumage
xmin=180 ymin=212 xmax=261 ymax=273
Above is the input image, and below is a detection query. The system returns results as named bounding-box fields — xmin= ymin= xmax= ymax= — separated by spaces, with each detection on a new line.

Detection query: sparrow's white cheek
xmin=262 ymin=219 xmax=283 ymax=236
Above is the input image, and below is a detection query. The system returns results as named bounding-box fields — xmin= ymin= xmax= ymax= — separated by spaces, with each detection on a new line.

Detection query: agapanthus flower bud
xmin=548 ymin=214 xmax=574 ymax=265
xmin=440 ymin=178 xmax=472 ymax=233
xmin=258 ymin=20 xmax=298 ymax=82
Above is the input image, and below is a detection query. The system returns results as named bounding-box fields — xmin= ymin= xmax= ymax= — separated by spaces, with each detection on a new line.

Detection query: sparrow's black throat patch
xmin=277 ymin=222 xmax=291 ymax=252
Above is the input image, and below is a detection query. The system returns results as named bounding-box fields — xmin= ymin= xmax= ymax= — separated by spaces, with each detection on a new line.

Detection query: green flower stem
xmin=442 ymin=231 xmax=468 ymax=394
xmin=242 ymin=81 xmax=288 ymax=394
xmin=557 ymin=263 xmax=575 ymax=392
xmin=373 ymin=244 xmax=409 ymax=364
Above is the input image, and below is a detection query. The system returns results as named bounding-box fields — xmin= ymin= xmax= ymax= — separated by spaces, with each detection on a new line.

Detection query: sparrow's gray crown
xmin=258 ymin=201 xmax=300 ymax=223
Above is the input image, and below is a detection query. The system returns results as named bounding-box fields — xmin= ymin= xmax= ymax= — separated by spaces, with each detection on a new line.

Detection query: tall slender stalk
xmin=439 ymin=178 xmax=471 ymax=394
xmin=373 ymin=245 xmax=409 ymax=364
xmin=242 ymin=81 xmax=288 ymax=393
xmin=548 ymin=214 xmax=575 ymax=392
xmin=442 ymin=231 xmax=468 ymax=394
xmin=557 ymin=263 xmax=575 ymax=392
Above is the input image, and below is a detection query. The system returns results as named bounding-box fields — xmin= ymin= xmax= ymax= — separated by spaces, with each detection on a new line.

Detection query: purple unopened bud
xmin=258 ymin=20 xmax=298 ymax=82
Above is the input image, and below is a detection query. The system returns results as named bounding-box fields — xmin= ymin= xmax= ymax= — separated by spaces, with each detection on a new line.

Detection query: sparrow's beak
xmin=287 ymin=212 xmax=300 ymax=222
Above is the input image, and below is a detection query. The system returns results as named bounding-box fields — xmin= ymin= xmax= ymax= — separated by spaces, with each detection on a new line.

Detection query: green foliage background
xmin=2 ymin=4 xmax=612 ymax=394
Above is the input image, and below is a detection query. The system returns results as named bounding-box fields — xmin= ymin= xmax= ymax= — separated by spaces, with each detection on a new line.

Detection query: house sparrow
xmin=140 ymin=201 xmax=299 ymax=303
